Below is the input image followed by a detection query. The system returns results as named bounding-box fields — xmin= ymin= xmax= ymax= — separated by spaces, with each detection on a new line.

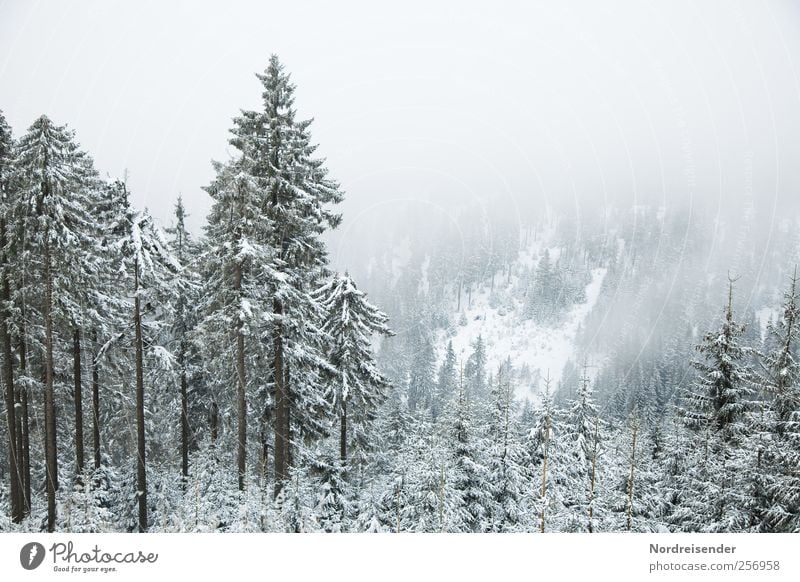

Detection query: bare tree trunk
xmin=588 ymin=417 xmax=599 ymax=533
xmin=540 ymin=413 xmax=550 ymax=533
xmin=340 ymin=400 xmax=347 ymax=465
xmin=44 ymin=237 xmax=58 ymax=532
xmin=1 ymin=234 xmax=21 ymax=522
xmin=259 ymin=405 xmax=270 ymax=487
xmin=133 ymin=259 xmax=147 ymax=532
xmin=19 ymin=333 xmax=30 ymax=515
xmin=14 ymin=384 xmax=23 ymax=512
xmin=285 ymin=362 xmax=293 ymax=471
xmin=91 ymin=329 xmax=100 ymax=470
xmin=73 ymin=328 xmax=84 ymax=476
xmin=273 ymin=297 xmax=288 ymax=497
xmin=2 ymin=324 xmax=20 ymax=524
xmin=626 ymin=419 xmax=639 ymax=531
xmin=180 ymin=355 xmax=189 ymax=482
xmin=233 ymin=262 xmax=246 ymax=492
xmin=210 ymin=401 xmax=218 ymax=445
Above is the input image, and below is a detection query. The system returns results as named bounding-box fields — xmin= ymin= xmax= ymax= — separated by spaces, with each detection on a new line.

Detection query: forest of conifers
xmin=1 ymin=55 xmax=799 ymax=533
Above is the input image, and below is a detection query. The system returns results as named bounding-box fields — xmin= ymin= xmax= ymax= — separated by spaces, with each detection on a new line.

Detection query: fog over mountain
xmin=1 ymin=1 xmax=800 ymax=534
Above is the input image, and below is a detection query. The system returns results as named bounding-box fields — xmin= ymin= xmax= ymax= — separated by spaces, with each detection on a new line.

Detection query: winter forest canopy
xmin=1 ymin=50 xmax=800 ymax=534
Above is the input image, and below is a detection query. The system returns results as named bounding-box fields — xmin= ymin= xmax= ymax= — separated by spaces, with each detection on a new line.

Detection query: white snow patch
xmin=440 ymin=254 xmax=606 ymax=404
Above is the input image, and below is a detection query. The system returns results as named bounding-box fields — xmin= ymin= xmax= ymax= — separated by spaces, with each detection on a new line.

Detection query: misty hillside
xmin=2 ymin=52 xmax=800 ymax=534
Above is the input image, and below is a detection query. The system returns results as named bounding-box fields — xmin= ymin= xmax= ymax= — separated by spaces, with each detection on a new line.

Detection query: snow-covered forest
xmin=1 ymin=54 xmax=800 ymax=534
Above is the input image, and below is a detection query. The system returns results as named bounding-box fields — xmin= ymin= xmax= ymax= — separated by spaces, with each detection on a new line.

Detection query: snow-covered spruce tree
xmin=165 ymin=197 xmax=202 ymax=483
xmin=201 ymin=152 xmax=272 ymax=493
xmin=463 ymin=335 xmax=487 ymax=402
xmin=316 ymin=272 xmax=393 ymax=477
xmin=62 ymin=153 xmax=103 ymax=485
xmin=752 ymin=271 xmax=800 ymax=531
xmin=677 ymin=281 xmax=755 ymax=531
xmin=0 ymin=110 xmax=24 ymax=524
xmin=450 ymin=378 xmax=491 ymax=532
xmin=486 ymin=361 xmax=527 ymax=532
xmin=525 ymin=374 xmax=573 ymax=532
xmin=406 ymin=324 xmax=436 ymax=415
xmin=683 ymin=281 xmax=753 ymax=440
xmin=14 ymin=115 xmax=99 ymax=531
xmin=225 ymin=55 xmax=343 ymax=494
xmin=404 ymin=427 xmax=462 ymax=532
xmin=86 ymin=179 xmax=137 ymax=474
xmin=373 ymin=432 xmax=413 ymax=532
xmin=559 ymin=372 xmax=604 ymax=532
xmin=602 ymin=410 xmax=661 ymax=532
xmin=107 ymin=181 xmax=178 ymax=531
xmin=433 ymin=340 xmax=457 ymax=421
xmin=307 ymin=451 xmax=352 ymax=532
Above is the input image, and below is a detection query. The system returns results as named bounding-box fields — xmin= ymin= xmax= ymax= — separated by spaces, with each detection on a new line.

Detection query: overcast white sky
xmin=2 ymin=0 xmax=800 ymax=243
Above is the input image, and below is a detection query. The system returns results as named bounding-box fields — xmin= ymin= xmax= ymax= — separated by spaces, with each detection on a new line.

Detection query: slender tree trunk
xmin=626 ymin=419 xmax=638 ymax=531
xmin=260 ymin=405 xmax=270 ymax=487
xmin=44 ymin=238 xmax=57 ymax=532
xmin=285 ymin=362 xmax=292 ymax=471
xmin=2 ymin=326 xmax=20 ymax=524
xmin=73 ymin=328 xmax=84 ymax=476
xmin=1 ymin=234 xmax=21 ymax=522
xmin=133 ymin=259 xmax=147 ymax=532
xmin=540 ymin=413 xmax=550 ymax=533
xmin=180 ymin=352 xmax=189 ymax=482
xmin=19 ymin=333 xmax=30 ymax=515
xmin=273 ymin=296 xmax=288 ymax=496
xmin=210 ymin=401 xmax=219 ymax=445
xmin=588 ymin=417 xmax=599 ymax=533
xmin=14 ymin=384 xmax=23 ymax=514
xmin=339 ymin=400 xmax=347 ymax=465
xmin=233 ymin=262 xmax=246 ymax=492
xmin=437 ymin=465 xmax=445 ymax=532
xmin=91 ymin=329 xmax=101 ymax=470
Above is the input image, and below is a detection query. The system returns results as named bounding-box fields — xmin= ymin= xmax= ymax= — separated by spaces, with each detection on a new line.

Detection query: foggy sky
xmin=2 ymin=0 xmax=800 ymax=261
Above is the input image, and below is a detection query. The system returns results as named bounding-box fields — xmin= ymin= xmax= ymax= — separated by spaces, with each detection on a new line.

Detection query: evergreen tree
xmin=108 ymin=181 xmax=178 ymax=531
xmin=464 ymin=335 xmax=487 ymax=402
xmin=433 ymin=341 xmax=457 ymax=420
xmin=450 ymin=379 xmax=491 ymax=532
xmin=166 ymin=197 xmax=201 ymax=483
xmin=677 ymin=281 xmax=755 ymax=531
xmin=407 ymin=329 xmax=435 ymax=415
xmin=14 ymin=115 xmax=98 ymax=531
xmin=683 ymin=280 xmax=753 ymax=442
xmin=317 ymin=272 xmax=393 ymax=474
xmin=486 ymin=361 xmax=527 ymax=531
xmin=753 ymin=271 xmax=800 ymax=531
xmin=0 ymin=110 xmax=23 ymax=523
xmin=230 ymin=55 xmax=343 ymax=493
xmin=527 ymin=374 xmax=561 ymax=532
xmin=201 ymin=154 xmax=272 ymax=493
xmin=559 ymin=372 xmax=603 ymax=531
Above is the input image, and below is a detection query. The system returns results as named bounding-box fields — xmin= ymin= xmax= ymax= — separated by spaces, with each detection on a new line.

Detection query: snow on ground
xmin=440 ymin=238 xmax=606 ymax=403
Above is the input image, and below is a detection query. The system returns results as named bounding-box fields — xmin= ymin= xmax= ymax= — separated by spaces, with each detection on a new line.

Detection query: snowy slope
xmin=439 ymin=235 xmax=606 ymax=402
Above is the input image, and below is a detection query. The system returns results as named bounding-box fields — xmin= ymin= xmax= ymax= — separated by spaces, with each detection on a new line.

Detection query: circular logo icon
xmin=20 ymin=542 xmax=46 ymax=570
